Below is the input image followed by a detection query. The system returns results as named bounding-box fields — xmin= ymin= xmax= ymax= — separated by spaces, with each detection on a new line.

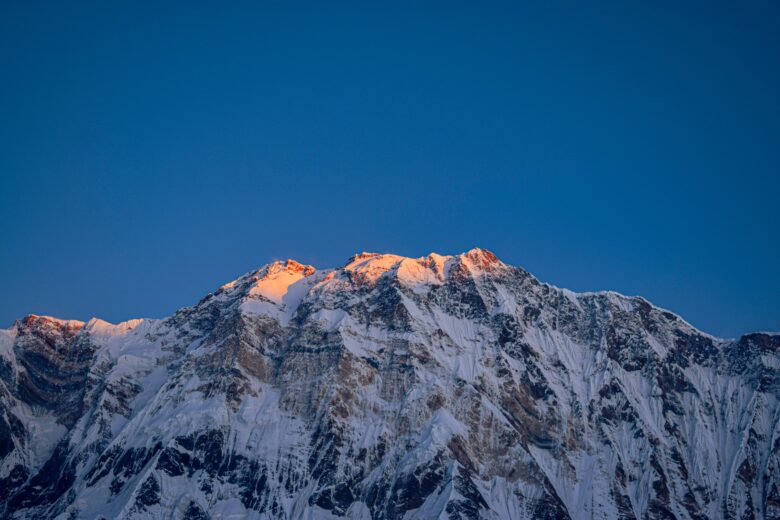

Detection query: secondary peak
xmin=460 ymin=247 xmax=503 ymax=269
xmin=266 ymin=259 xmax=316 ymax=277
xmin=345 ymin=252 xmax=382 ymax=265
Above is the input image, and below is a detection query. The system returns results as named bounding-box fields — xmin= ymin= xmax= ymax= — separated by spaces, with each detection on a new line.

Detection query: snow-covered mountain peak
xmin=342 ymin=253 xmax=405 ymax=285
xmin=83 ymin=317 xmax=147 ymax=337
xmin=2 ymin=248 xmax=779 ymax=520
xmin=339 ymin=248 xmax=506 ymax=289
xmin=458 ymin=247 xmax=505 ymax=271
xmin=14 ymin=314 xmax=85 ymax=337
xmin=19 ymin=314 xmax=84 ymax=329
xmin=245 ymin=260 xmax=317 ymax=305
xmin=262 ymin=259 xmax=316 ymax=277
xmin=345 ymin=252 xmax=383 ymax=265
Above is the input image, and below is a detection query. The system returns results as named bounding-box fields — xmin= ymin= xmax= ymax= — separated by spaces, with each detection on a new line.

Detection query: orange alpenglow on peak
xmin=345 ymin=252 xmax=382 ymax=265
xmin=460 ymin=247 xmax=503 ymax=269
xmin=249 ymin=259 xmax=317 ymax=304
xmin=19 ymin=314 xmax=85 ymax=331
xmin=340 ymin=248 xmax=506 ymax=273
xmin=264 ymin=259 xmax=316 ymax=277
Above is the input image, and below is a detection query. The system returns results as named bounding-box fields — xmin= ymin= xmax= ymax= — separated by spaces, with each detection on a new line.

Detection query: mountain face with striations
xmin=1 ymin=249 xmax=779 ymax=520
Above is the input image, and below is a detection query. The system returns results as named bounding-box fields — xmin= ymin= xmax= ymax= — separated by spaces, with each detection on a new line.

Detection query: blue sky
xmin=1 ymin=1 xmax=778 ymax=337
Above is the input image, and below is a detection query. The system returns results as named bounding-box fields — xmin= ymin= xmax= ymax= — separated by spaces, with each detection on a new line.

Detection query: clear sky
xmin=1 ymin=1 xmax=778 ymax=338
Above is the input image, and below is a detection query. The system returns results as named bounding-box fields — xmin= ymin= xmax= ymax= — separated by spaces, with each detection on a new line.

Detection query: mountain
xmin=1 ymin=248 xmax=778 ymax=519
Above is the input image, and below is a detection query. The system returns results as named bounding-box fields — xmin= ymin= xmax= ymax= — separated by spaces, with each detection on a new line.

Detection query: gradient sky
xmin=1 ymin=1 xmax=778 ymax=338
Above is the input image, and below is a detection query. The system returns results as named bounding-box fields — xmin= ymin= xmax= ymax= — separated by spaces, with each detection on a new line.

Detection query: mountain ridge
xmin=7 ymin=248 xmax=727 ymax=340
xmin=1 ymin=248 xmax=778 ymax=519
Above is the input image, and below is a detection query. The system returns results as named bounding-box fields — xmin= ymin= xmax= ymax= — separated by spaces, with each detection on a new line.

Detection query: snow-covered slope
xmin=1 ymin=249 xmax=778 ymax=519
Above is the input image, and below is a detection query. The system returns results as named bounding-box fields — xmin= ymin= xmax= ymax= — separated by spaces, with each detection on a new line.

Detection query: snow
xmin=1 ymin=247 xmax=777 ymax=520
xmin=240 ymin=262 xmax=322 ymax=325
xmin=248 ymin=264 xmax=311 ymax=305
xmin=10 ymin=402 xmax=67 ymax=469
xmin=396 ymin=258 xmax=445 ymax=293
xmin=210 ymin=498 xmax=251 ymax=519
xmin=84 ymin=317 xmax=146 ymax=336
xmin=0 ymin=328 xmax=16 ymax=360
xmin=22 ymin=314 xmax=85 ymax=328
xmin=343 ymin=253 xmax=404 ymax=285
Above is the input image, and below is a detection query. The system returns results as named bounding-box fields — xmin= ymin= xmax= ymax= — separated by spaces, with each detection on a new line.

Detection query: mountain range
xmin=1 ymin=248 xmax=778 ymax=519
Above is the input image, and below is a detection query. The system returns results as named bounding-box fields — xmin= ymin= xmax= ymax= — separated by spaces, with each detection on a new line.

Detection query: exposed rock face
xmin=0 ymin=250 xmax=777 ymax=519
